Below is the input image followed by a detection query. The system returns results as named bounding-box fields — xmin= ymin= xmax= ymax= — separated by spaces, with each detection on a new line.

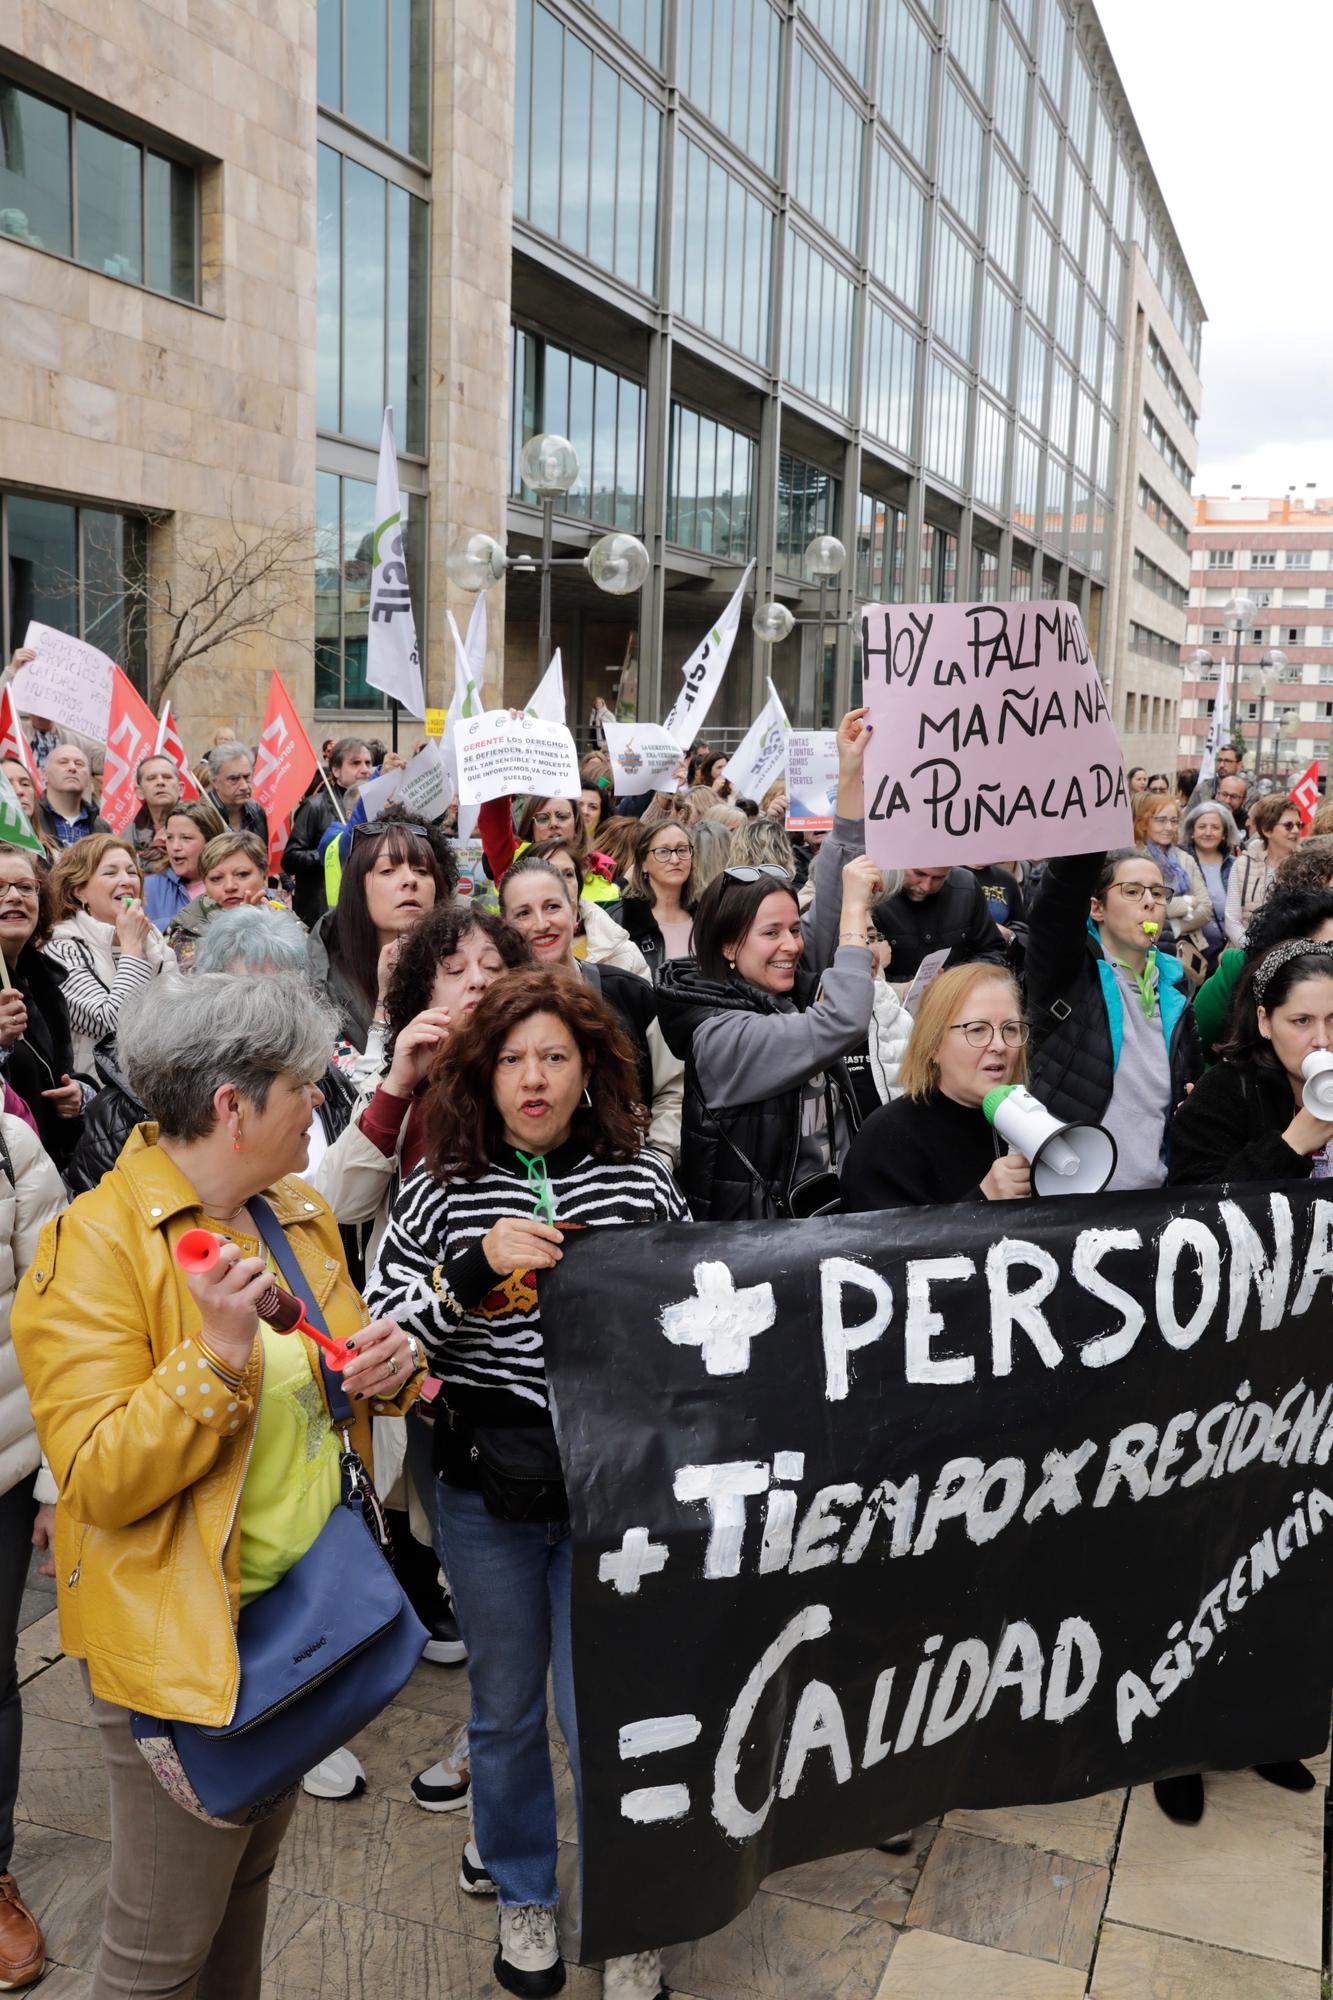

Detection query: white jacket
xmin=45 ymin=909 xmax=182 ymax=1075
xmin=0 ymin=1116 xmax=66 ymax=1498
xmin=313 ymin=1080 xmax=401 ymax=1263
xmin=867 ymin=983 xmax=913 ymax=1102
xmin=578 ymin=900 xmax=650 ymax=979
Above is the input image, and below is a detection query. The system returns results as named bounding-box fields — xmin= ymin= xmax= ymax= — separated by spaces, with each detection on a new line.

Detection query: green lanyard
xmin=515 ymin=1149 xmax=556 ymax=1224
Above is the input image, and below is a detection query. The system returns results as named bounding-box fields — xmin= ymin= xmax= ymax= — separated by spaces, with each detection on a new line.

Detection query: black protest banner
xmin=542 ymin=1185 xmax=1333 ymax=1961
xmin=861 ymin=598 xmax=1133 ymax=869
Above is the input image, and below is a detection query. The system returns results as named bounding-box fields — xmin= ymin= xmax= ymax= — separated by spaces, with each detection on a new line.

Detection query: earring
xmin=232 ymin=1123 xmax=243 ymax=1153
xmin=581 ymin=1087 xmax=593 ymax=1109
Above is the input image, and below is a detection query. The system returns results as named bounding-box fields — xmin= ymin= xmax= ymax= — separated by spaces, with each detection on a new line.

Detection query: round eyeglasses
xmin=947 ymin=1019 xmax=1029 ymax=1048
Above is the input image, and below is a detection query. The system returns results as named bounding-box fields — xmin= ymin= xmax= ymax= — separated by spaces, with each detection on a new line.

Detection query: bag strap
xmin=248 ymin=1194 xmax=352 ymax=1426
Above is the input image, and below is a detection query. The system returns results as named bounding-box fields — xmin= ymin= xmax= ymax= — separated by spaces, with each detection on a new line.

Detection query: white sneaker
xmin=458 ymin=1839 xmax=496 ymax=1896
xmin=603 ymin=1950 xmax=664 ymax=1998
xmin=495 ymin=1904 xmax=564 ymax=1997
xmin=409 ymin=1757 xmax=470 ymax=1812
xmin=301 ymin=1747 xmax=367 ymax=1800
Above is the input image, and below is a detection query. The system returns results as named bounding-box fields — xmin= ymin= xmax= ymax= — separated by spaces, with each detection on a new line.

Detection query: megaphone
xmin=172 ymin=1231 xmax=351 ymax=1368
xmin=982 ymin=1084 xmax=1118 ymax=1197
xmin=1301 ymin=1051 xmax=1333 ymax=1117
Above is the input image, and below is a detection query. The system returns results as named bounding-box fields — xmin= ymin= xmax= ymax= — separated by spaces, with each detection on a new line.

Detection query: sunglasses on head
xmin=723 ymin=863 xmax=794 ymax=885
xmin=350 ymin=819 xmax=432 ymax=844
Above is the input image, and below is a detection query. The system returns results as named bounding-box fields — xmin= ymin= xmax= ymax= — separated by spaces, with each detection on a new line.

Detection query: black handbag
xmin=130 ymin=1197 xmax=427 ymax=1820
xmin=438 ymin=1403 xmax=568 ymax=1523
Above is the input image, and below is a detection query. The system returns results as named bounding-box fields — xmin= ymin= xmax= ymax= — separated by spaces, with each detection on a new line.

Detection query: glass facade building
xmin=499 ymin=0 xmax=1203 ymax=730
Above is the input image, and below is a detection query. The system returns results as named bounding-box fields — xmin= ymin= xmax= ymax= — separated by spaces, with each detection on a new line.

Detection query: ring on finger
xmin=386 ymin=1355 xmax=398 ymax=1378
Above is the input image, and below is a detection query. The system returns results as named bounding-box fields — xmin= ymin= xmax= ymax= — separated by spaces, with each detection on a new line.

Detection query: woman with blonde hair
xmin=841 ymin=961 xmax=1031 ymax=1208
xmin=1132 ymin=793 xmax=1210 ymax=955
xmin=45 ymin=834 xmax=182 ymax=1074
xmin=620 ymin=819 xmax=700 ymax=979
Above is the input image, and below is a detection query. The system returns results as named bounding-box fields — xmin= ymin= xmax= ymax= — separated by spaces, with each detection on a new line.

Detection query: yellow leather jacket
xmin=11 ymin=1125 xmax=418 ymax=1726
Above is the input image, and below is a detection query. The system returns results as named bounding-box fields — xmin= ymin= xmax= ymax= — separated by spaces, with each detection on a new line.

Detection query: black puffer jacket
xmin=618 ymin=896 xmax=692 ymax=983
xmin=307 ymin=909 xmax=375 ymax=1053
xmin=1025 ymin=850 xmax=1201 ymax=1127
xmin=656 ymin=959 xmax=856 ymax=1221
xmin=66 ymin=1054 xmax=358 ymax=1202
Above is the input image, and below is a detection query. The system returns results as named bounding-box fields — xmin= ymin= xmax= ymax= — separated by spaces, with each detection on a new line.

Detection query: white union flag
xmin=366 ymin=407 xmax=426 ymax=717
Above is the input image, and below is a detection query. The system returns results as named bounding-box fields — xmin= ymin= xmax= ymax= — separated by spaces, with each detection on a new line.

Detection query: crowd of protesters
xmin=0 ymin=659 xmax=1324 ymax=1998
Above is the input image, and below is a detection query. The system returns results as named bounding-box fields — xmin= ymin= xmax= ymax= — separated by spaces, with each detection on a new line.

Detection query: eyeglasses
xmin=350 ymin=819 xmax=431 ymax=845
xmin=1112 ymin=882 xmax=1168 ymax=906
xmin=0 ymin=882 xmax=38 ymax=901
xmin=724 ymin=863 xmax=794 ymax=884
xmin=1277 ymin=820 xmax=1303 ymax=836
xmin=649 ymin=845 xmax=691 ymax=862
xmin=948 ymin=1019 xmax=1029 ymax=1048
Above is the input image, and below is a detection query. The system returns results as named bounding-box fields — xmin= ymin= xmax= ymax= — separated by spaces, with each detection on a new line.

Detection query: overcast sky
xmin=1094 ymin=0 xmax=1333 ymax=498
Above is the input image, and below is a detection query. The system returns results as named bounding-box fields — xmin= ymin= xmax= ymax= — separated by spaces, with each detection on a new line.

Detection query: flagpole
xmin=317 ymin=762 xmax=346 ymax=822
xmin=391 ymin=697 xmax=399 ymax=753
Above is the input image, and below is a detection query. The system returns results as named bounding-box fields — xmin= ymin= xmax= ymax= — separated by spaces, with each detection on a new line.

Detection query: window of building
xmin=1105 ymin=247 xmax=1122 ymax=327
xmin=1251 ymin=550 xmax=1277 ymax=568
xmin=783 ymin=231 xmax=855 ymax=414
xmin=1039 ymin=0 xmax=1068 ymax=105
xmin=0 ymin=77 xmax=199 ymax=301
xmin=1286 ymin=627 xmax=1300 ymax=645
xmin=1133 ymin=548 xmax=1188 ymax=610
xmin=950 ymin=0 xmax=990 ymax=95
xmin=931 ymin=221 xmax=975 ymax=361
xmin=973 ymin=545 xmax=1001 ymax=600
xmin=925 ymin=357 xmax=968 ymax=489
xmin=1031 ymin=97 xmax=1061 ymax=220
xmin=1206 ymin=549 xmax=1233 ymax=569
xmin=1012 ymin=430 xmax=1040 ymax=535
xmin=879 ymin=0 xmax=932 ymax=164
xmin=1028 ymin=211 xmax=1054 ymax=327
xmin=993 ymin=23 xmax=1028 ymax=162
xmin=515 ymin=0 xmax=660 ymax=295
xmin=315 ymin=469 xmax=424 ymax=711
xmin=1008 ymin=0 xmax=1035 ymax=43
xmin=776 ymin=453 xmax=840 ymax=574
xmin=938 ymin=80 xmax=983 ymax=233
xmin=1084 ymin=204 xmax=1106 ymax=302
xmin=1068 ymin=51 xmax=1091 ymax=161
xmin=1074 ymin=386 xmax=1095 ymax=478
xmin=1045 ymin=454 xmax=1069 ymax=540
xmin=677 ymin=0 xmax=780 ymax=172
xmin=868 ymin=142 xmax=924 ymax=311
xmin=672 ymin=133 xmax=773 ymax=364
xmin=1140 ymin=405 xmax=1191 ymax=489
xmin=317 ymin=0 xmax=430 ymax=156
xmin=2 ymin=490 xmax=148 ymax=690
xmin=667 ymin=403 xmax=755 ymax=558
xmin=1137 ymin=476 xmax=1189 ymax=551
xmin=1062 ymin=167 xmax=1085 ymax=263
xmin=862 ymin=301 xmax=917 ymax=455
xmin=979 ymin=274 xmax=1015 ymax=396
xmin=975 ymin=397 xmax=1008 ymax=514
xmin=1054 ymin=254 xmax=1079 ymax=357
xmin=856 ymin=493 xmax=906 ymax=601
xmin=1145 ymin=327 xmax=1197 ymax=433
xmin=509 ymin=327 xmax=645 ymax=530
xmin=791 ymin=44 xmax=862 ymax=249
xmin=317 ymin=143 xmax=428 ymax=450
xmin=588 ymin=0 xmax=663 ymax=61
xmin=1018 ymin=320 xmax=1047 ymax=428
xmin=1129 ymin=620 xmax=1180 ymax=667
xmin=801 ymin=0 xmax=869 ymax=80
xmin=920 ymin=522 xmax=959 ymax=603
xmin=988 ymin=154 xmax=1022 ymax=284
xmin=1285 ymin=550 xmax=1313 ymax=568
xmin=1049 ymin=355 xmax=1072 ymax=454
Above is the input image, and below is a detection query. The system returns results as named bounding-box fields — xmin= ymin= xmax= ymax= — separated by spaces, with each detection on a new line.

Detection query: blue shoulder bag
xmin=131 ymin=1197 xmax=427 ymax=1819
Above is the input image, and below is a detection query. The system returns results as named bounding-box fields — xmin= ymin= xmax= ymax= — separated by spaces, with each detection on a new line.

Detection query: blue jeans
xmin=431 ymin=1481 xmax=579 ymax=1911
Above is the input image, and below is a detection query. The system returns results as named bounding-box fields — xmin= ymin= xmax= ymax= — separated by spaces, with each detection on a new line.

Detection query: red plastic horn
xmin=175 ymin=1229 xmax=222 ymax=1274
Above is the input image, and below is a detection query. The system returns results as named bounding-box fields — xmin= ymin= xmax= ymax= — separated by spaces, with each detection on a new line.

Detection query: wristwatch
xmin=404 ymin=1331 xmax=425 ymax=1375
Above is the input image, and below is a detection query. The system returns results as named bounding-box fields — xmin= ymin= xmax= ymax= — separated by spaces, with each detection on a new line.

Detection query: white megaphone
xmin=982 ymin=1084 xmax=1118 ymax=1197
xmin=1301 ymin=1051 xmax=1333 ymax=1117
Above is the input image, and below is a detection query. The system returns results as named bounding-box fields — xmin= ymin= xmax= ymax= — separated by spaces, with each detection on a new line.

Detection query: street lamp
xmin=447 ymin=432 xmax=650 ymax=673
xmin=752 ymin=535 xmax=851 ymax=658
xmin=1222 ymin=591 xmax=1257 ymax=763
xmin=1255 ymin=649 xmax=1288 ymax=780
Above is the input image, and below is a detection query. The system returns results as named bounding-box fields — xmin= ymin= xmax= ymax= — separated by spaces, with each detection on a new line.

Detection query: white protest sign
xmin=14 ymin=624 xmax=114 ymax=738
xmin=662 ymin=560 xmax=754 ymax=745
xmin=358 ymin=741 xmax=451 ymax=825
xmin=785 ymin=730 xmax=839 ymax=834
xmin=456 ymin=710 xmax=582 ymax=807
xmin=725 ymin=678 xmax=790 ymax=804
xmin=603 ymin=723 xmax=684 ymax=795
xmin=902 ymin=946 xmax=950 ymax=1017
xmin=861 ymin=601 xmax=1131 ymax=870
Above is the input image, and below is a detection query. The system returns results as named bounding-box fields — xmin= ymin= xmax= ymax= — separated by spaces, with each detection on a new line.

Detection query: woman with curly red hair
xmin=365 ymin=970 xmax=686 ymax=1999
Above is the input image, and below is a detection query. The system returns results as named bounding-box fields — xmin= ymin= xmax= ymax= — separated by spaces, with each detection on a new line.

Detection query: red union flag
xmin=251 ymin=672 xmax=317 ymax=873
xmin=0 ymin=687 xmax=41 ymax=795
xmin=1291 ymin=759 xmax=1322 ymax=831
xmin=154 ymin=700 xmax=201 ymax=802
xmin=101 ymin=669 xmax=159 ymax=833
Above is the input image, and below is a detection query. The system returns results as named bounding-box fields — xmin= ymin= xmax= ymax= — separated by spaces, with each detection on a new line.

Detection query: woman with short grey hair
xmin=194 ymin=904 xmax=310 ymax=978
xmin=12 ymin=976 xmax=425 ymax=1999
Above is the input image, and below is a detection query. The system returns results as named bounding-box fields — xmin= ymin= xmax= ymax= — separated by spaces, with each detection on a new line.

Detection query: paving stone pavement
xmin=11 ymin=1568 xmax=1329 ymax=1998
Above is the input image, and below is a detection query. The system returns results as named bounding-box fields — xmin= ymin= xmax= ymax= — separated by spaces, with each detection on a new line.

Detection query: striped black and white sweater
xmin=364 ymin=1141 xmax=689 ymax=1426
